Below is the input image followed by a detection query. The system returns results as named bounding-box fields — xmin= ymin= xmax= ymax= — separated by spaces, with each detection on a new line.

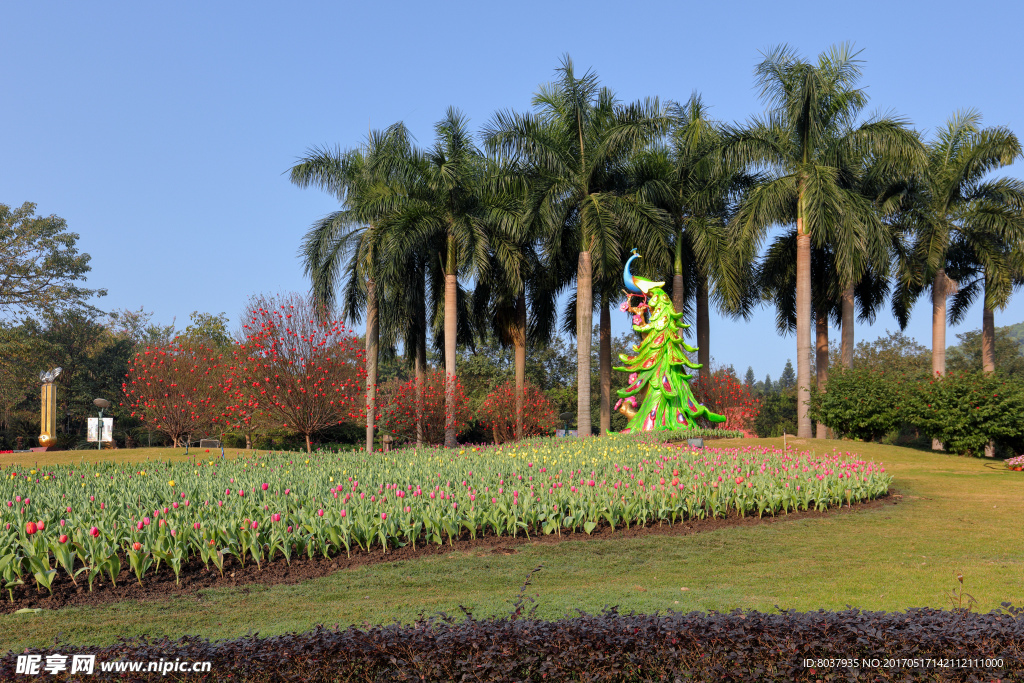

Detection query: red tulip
xmin=58 ymin=534 xmax=68 ymax=544
xmin=25 ymin=521 xmax=37 ymax=535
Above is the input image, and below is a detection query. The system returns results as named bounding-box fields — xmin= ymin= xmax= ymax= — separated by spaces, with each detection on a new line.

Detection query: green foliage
xmin=947 ymin=326 xmax=1024 ymax=378
xmin=753 ymin=392 xmax=796 ymax=438
xmin=0 ymin=202 xmax=107 ymax=318
xmin=777 ymin=360 xmax=795 ymax=389
xmin=903 ymin=372 xmax=1024 ymax=457
xmin=833 ymin=330 xmax=931 ymax=375
xmin=182 ymin=311 xmax=232 ymax=348
xmin=0 ymin=311 xmax=143 ymax=449
xmin=809 ymin=369 xmax=906 ymax=442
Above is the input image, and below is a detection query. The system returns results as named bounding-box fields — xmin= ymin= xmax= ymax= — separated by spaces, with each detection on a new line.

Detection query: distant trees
xmin=1 ymin=202 xmax=106 ymax=318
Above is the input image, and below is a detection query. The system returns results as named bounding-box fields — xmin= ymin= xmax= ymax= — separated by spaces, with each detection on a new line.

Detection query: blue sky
xmin=3 ymin=0 xmax=1022 ymax=379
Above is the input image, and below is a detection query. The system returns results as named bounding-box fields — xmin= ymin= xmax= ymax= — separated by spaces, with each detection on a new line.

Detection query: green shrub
xmin=903 ymin=371 xmax=1024 ymax=456
xmin=810 ymin=369 xmax=909 ymax=442
xmin=754 ymin=392 xmax=796 ymax=437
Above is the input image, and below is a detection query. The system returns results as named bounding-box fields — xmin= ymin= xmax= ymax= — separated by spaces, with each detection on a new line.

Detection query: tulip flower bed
xmin=0 ymin=434 xmax=891 ymax=597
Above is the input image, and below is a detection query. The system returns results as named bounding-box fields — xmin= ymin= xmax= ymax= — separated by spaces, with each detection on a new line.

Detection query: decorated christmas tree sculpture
xmin=614 ymin=250 xmax=725 ymax=433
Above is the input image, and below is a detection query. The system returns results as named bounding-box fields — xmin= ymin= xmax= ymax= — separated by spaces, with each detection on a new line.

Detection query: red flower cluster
xmin=692 ymin=371 xmax=761 ymax=434
xmin=377 ymin=370 xmax=470 ymax=446
xmin=477 ymin=381 xmax=557 ymax=444
xmin=122 ymin=341 xmax=226 ymax=447
xmin=123 ymin=293 xmax=366 ymax=452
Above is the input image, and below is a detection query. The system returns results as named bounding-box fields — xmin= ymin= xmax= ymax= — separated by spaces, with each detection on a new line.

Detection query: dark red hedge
xmin=4 ymin=605 xmax=1022 ymax=681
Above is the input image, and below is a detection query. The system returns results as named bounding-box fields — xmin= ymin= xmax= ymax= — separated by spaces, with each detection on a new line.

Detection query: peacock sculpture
xmin=614 ymin=250 xmax=724 ymax=433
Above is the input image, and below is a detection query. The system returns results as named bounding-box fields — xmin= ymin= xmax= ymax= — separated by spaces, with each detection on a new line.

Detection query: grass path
xmin=2 ymin=439 xmax=1022 ymax=651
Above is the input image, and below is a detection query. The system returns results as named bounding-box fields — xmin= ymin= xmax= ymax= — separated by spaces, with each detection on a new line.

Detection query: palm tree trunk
xmin=599 ymin=293 xmax=611 ymax=435
xmin=982 ymin=305 xmax=996 ymax=373
xmin=931 ymin=269 xmax=949 ymax=376
xmin=931 ymin=269 xmax=948 ymax=451
xmin=795 ymin=222 xmax=812 ymax=438
xmin=415 ymin=271 xmax=427 ymax=448
xmin=815 ymin=310 xmax=829 ymax=440
xmin=983 ymin=301 xmax=996 ymax=457
xmin=365 ymin=278 xmax=379 ymax=453
xmin=696 ymin=271 xmax=710 ymax=375
xmin=444 ymin=237 xmax=458 ymax=449
xmin=841 ymin=284 xmax=854 ymax=369
xmin=576 ymin=251 xmax=593 ymax=438
xmin=672 ymin=228 xmax=684 ymax=315
xmin=513 ymin=291 xmax=527 ymax=441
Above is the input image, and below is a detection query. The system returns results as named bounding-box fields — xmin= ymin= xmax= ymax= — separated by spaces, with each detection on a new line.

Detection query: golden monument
xmin=38 ymin=367 xmax=61 ymax=449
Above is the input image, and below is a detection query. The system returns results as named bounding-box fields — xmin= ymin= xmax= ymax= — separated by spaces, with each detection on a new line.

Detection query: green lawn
xmin=2 ymin=438 xmax=1022 ymax=651
xmin=2 ymin=446 xmax=253 ymax=469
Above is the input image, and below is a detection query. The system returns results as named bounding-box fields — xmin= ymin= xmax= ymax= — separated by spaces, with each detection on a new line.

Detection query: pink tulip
xmin=271 ymin=513 xmax=281 ymax=522
xmin=251 ymin=521 xmax=258 ymax=530
xmin=340 ymin=509 xmax=346 ymax=518
xmin=239 ymin=489 xmax=245 ymax=497
xmin=36 ymin=520 xmax=45 ymax=531
xmin=287 ymin=526 xmax=293 ymax=533
xmin=173 ymin=502 xmax=179 ymax=509
xmin=380 ymin=512 xmax=387 ymax=521
xmin=60 ymin=519 xmax=66 ymax=527
xmin=89 ymin=526 xmax=100 ymax=538
xmin=193 ymin=522 xmax=201 ymax=530
xmin=66 ymin=506 xmax=72 ymax=513
xmin=317 ymin=509 xmax=324 ymax=517
xmin=137 ymin=521 xmax=144 ymax=530
xmin=261 ymin=483 xmax=268 ymax=491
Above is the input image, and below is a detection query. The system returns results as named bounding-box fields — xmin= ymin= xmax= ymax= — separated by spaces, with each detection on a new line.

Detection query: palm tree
xmin=898 ymin=110 xmax=1023 ymax=378
xmin=726 ymin=44 xmax=921 ymax=437
xmin=290 ymin=124 xmax=415 ymax=453
xmin=485 ymin=55 xmax=670 ymax=437
xmin=372 ymin=108 xmax=509 ymax=448
xmin=633 ymin=95 xmax=758 ymax=375
xmin=471 ymin=157 xmax=563 ymax=439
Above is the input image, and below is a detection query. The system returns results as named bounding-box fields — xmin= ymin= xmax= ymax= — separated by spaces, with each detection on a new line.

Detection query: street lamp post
xmin=93 ymin=398 xmax=111 ymax=451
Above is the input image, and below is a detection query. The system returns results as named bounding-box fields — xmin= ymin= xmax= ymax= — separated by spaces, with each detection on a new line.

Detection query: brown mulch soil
xmin=1 ymin=492 xmax=900 ymax=613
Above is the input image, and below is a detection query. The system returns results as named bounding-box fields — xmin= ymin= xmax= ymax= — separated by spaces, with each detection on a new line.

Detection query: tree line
xmin=289 ymin=45 xmax=1024 ymax=448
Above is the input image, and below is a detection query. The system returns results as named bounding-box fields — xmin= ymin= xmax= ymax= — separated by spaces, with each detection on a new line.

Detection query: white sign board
xmin=87 ymin=417 xmax=114 ymax=442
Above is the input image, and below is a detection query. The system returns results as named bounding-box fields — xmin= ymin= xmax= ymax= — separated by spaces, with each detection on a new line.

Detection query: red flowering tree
xmin=122 ymin=341 xmax=225 ymax=446
xmin=692 ymin=369 xmax=761 ymax=435
xmin=219 ymin=346 xmax=272 ymax=449
xmin=378 ymin=370 xmax=469 ymax=447
xmin=478 ymin=381 xmax=557 ymax=444
xmin=232 ymin=293 xmax=365 ymax=452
